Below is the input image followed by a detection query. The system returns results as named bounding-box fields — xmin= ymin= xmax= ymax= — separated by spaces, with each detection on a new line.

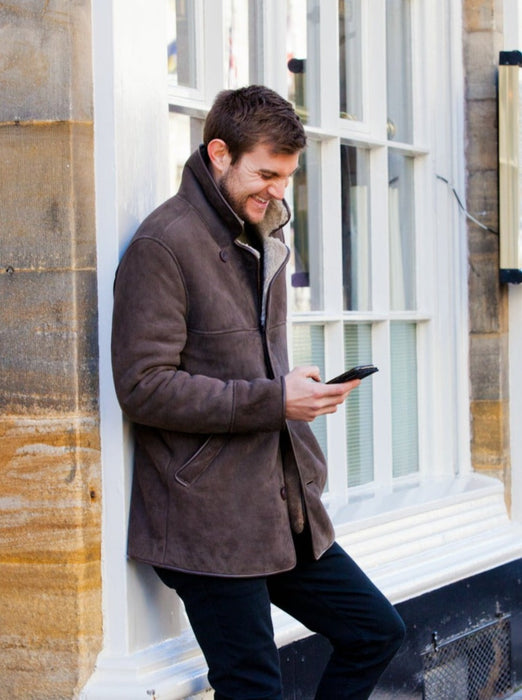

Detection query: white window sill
xmin=274 ymin=473 xmax=522 ymax=647
xmin=81 ymin=474 xmax=522 ymax=700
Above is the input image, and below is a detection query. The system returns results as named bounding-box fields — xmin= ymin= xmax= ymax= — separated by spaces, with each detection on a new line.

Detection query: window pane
xmin=386 ymin=0 xmax=413 ymax=142
xmin=292 ymin=324 xmax=327 ymax=457
xmin=168 ymin=112 xmax=192 ymax=194
xmin=341 ymin=144 xmax=371 ymax=310
xmin=288 ymin=141 xmax=323 ymax=312
xmin=339 ymin=0 xmax=363 ymax=121
xmin=287 ymin=0 xmax=321 ymax=126
xmin=391 ymin=322 xmax=419 ymax=477
xmin=223 ymin=0 xmax=249 ymax=88
xmin=167 ymin=0 xmax=197 ymax=88
xmin=389 ymin=151 xmax=416 ymax=310
xmin=344 ymin=324 xmax=374 ymax=487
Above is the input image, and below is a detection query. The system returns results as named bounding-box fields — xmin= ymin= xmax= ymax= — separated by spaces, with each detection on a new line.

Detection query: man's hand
xmin=284 ymin=365 xmax=361 ymax=422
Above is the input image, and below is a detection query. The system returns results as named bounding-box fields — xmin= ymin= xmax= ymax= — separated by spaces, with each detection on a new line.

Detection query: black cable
xmin=436 ymin=174 xmax=498 ymax=235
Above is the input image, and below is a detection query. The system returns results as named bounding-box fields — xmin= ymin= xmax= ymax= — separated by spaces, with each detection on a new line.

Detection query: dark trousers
xmin=155 ymin=536 xmax=405 ymax=700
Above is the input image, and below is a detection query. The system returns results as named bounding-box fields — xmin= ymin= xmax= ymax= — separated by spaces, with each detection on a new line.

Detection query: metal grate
xmin=422 ymin=613 xmax=512 ymax=700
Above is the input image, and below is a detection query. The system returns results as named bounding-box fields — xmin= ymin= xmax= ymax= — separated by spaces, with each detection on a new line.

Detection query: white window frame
xmin=83 ymin=2 xmax=522 ymax=698
xmin=282 ymin=1 xmax=450 ymax=503
xmin=167 ymin=0 xmax=222 ymax=110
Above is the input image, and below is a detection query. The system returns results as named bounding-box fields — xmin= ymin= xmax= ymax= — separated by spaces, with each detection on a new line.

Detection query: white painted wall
xmin=90 ymin=0 xmax=177 ymax=661
xmin=503 ymin=0 xmax=522 ymax=524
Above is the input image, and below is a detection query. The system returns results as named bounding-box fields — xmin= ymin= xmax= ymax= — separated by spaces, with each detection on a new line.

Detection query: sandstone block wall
xmin=463 ymin=0 xmax=511 ymax=506
xmin=0 ymin=2 xmax=102 ymax=698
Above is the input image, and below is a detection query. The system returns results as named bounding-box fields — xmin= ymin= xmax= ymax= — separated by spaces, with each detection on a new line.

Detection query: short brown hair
xmin=203 ymin=85 xmax=306 ymax=164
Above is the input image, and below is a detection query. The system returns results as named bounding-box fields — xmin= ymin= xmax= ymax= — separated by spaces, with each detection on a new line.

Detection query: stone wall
xmin=0 ymin=2 xmax=102 ymax=698
xmin=463 ymin=0 xmax=511 ymax=507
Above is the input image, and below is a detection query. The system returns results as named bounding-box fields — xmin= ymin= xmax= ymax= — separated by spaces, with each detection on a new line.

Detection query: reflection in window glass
xmin=288 ymin=142 xmax=323 ymax=312
xmin=341 ymin=145 xmax=371 ymax=310
xmin=223 ymin=0 xmax=250 ymax=88
xmin=167 ymin=0 xmax=197 ymax=88
xmin=386 ymin=0 xmax=413 ymax=142
xmin=292 ymin=324 xmax=327 ymax=458
xmin=344 ymin=324 xmax=373 ymax=486
xmin=389 ymin=151 xmax=415 ymax=310
xmin=339 ymin=0 xmax=363 ymax=121
xmin=287 ymin=0 xmax=321 ymax=125
xmin=391 ymin=322 xmax=419 ymax=477
xmin=168 ymin=112 xmax=193 ymax=195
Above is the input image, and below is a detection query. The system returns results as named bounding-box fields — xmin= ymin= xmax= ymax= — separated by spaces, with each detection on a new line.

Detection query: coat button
xmin=280 ymin=486 xmax=287 ymax=500
xmin=219 ymin=249 xmax=229 ymax=262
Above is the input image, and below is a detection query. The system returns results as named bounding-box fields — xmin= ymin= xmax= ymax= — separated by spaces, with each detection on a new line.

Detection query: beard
xmin=217 ymin=169 xmax=270 ymax=225
xmin=218 ymin=175 xmax=250 ymax=223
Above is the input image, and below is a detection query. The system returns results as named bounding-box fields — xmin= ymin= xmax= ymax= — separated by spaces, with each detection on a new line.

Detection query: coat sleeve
xmin=111 ymin=237 xmax=286 ymax=434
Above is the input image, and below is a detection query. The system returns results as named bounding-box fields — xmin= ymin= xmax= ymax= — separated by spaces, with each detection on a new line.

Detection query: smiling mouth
xmin=252 ymin=195 xmax=269 ymax=205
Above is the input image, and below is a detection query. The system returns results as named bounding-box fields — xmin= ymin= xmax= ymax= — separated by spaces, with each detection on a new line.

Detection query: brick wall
xmin=0 ymin=3 xmax=102 ymax=698
xmin=463 ymin=0 xmax=511 ymax=506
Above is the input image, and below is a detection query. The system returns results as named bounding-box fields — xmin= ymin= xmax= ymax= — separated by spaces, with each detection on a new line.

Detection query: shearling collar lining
xmin=260 ymin=234 xmax=289 ymax=325
xmin=256 ymin=197 xmax=291 ymax=238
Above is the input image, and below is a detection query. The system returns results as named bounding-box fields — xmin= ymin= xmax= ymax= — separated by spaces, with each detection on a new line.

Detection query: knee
xmin=334 ymin=601 xmax=405 ymax=657
xmin=377 ymin=604 xmax=406 ymax=663
xmin=359 ymin=602 xmax=405 ymax=658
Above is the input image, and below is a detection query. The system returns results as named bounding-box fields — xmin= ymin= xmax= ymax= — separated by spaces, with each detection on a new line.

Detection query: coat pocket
xmin=173 ymin=435 xmax=228 ymax=487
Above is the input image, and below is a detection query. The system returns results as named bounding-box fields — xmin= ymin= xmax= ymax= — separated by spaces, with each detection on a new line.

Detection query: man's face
xmin=216 ymin=143 xmax=300 ymax=225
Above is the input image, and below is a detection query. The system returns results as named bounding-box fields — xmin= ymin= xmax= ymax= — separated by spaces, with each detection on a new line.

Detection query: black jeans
xmin=155 ymin=537 xmax=405 ymax=700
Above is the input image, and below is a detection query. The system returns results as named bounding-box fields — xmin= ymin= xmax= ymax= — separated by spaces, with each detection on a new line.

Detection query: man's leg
xmin=154 ymin=567 xmax=283 ymax=700
xmin=267 ymin=539 xmax=405 ymax=700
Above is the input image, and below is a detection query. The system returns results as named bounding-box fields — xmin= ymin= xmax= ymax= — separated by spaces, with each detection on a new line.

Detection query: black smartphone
xmin=326 ymin=364 xmax=379 ymax=384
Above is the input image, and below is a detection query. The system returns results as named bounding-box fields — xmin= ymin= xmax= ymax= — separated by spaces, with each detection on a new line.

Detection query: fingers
xmin=289 ymin=365 xmax=322 ymax=382
xmin=326 ymin=377 xmax=361 ymax=400
xmin=314 ymin=379 xmax=361 ymax=411
xmin=284 ymin=366 xmax=361 ymax=422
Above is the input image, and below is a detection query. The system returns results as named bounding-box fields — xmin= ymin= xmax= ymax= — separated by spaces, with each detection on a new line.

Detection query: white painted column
xmin=83 ymin=2 xmax=208 ymax=698
xmin=92 ymin=0 xmax=174 ymax=649
xmin=504 ymin=0 xmax=522 ymax=524
xmin=509 ymin=285 xmax=522 ymax=523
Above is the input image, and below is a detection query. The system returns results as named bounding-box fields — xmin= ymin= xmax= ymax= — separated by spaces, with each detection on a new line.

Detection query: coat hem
xmin=128 ymin=552 xmax=299 ymax=579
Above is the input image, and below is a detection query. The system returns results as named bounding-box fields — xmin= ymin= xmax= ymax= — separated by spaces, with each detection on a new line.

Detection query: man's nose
xmin=268 ymin=178 xmax=288 ymax=200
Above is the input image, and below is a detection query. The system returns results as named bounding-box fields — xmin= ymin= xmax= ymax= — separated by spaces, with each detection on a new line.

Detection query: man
xmin=111 ymin=85 xmax=404 ymax=700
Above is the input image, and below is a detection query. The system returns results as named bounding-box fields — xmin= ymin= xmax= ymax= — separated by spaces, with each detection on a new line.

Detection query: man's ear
xmin=207 ymin=139 xmax=231 ymax=176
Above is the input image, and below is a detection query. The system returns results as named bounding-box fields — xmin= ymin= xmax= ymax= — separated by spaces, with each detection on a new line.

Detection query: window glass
xmin=287 ymin=0 xmax=321 ymax=126
xmin=339 ymin=0 xmax=363 ymax=122
xmin=223 ymin=0 xmax=250 ymax=88
xmin=168 ymin=112 xmax=192 ymax=194
xmin=288 ymin=141 xmax=323 ymax=312
xmin=389 ymin=151 xmax=416 ymax=310
xmin=341 ymin=144 xmax=371 ymax=310
xmin=344 ymin=324 xmax=374 ymax=486
xmin=167 ymin=0 xmax=198 ymax=88
xmin=386 ymin=0 xmax=413 ymax=142
xmin=391 ymin=321 xmax=419 ymax=477
xmin=292 ymin=324 xmax=327 ymax=457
